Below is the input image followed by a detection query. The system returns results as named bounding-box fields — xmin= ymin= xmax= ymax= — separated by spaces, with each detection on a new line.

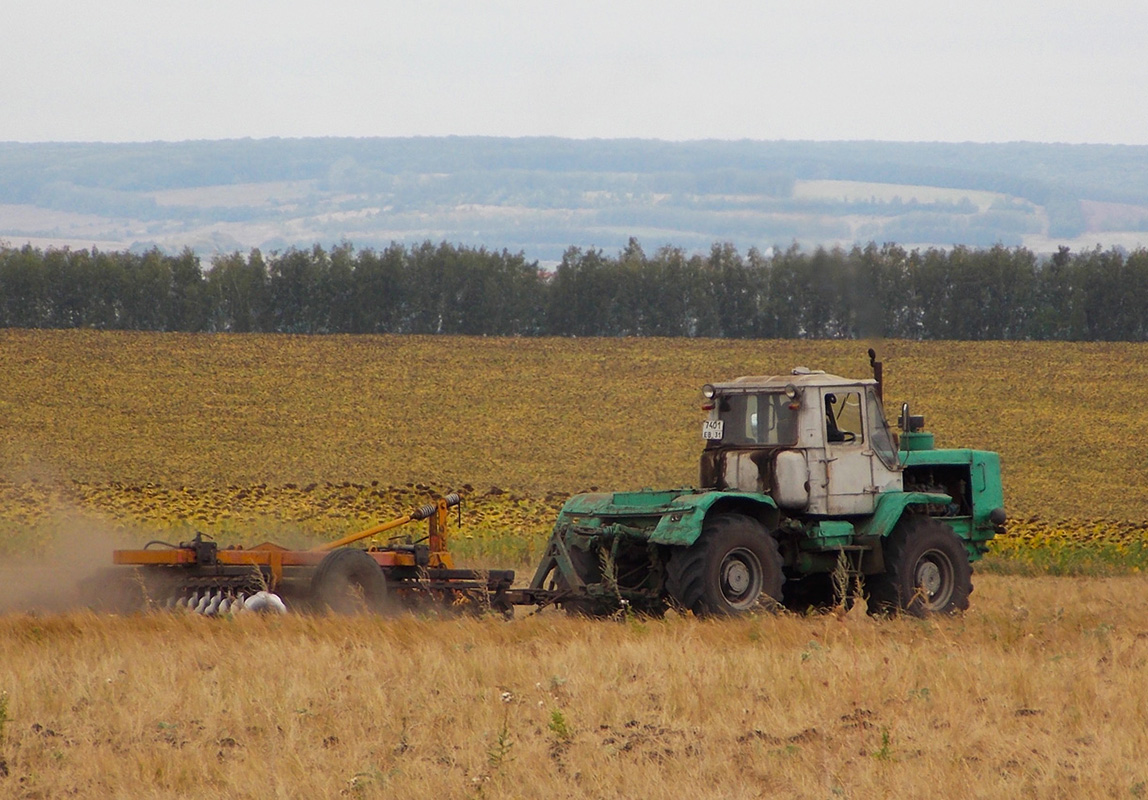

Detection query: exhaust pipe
xmin=868 ymin=348 xmax=883 ymax=402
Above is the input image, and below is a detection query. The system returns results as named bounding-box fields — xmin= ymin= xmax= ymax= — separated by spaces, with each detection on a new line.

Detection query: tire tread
xmin=869 ymin=515 xmax=972 ymax=616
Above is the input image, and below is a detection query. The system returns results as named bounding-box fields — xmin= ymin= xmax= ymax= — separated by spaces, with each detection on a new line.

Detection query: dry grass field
xmin=2 ymin=330 xmax=1148 ymax=797
xmin=1 ymin=576 xmax=1146 ymax=799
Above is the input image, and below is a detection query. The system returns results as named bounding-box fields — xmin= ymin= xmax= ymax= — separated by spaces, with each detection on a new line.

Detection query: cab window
xmin=866 ymin=387 xmax=901 ymax=468
xmin=714 ymin=392 xmax=798 ymax=446
xmin=825 ymin=391 xmax=863 ymax=445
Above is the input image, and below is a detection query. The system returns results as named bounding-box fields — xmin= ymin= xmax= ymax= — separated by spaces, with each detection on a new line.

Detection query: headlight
xmin=701 ymin=384 xmax=716 ymax=399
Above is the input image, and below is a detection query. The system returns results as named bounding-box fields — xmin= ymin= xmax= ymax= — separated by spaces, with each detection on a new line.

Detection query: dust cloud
xmin=0 ymin=519 xmax=131 ymax=614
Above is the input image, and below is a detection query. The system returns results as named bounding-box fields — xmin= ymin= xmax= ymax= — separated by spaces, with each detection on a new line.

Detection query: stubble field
xmin=2 ymin=578 xmax=1147 ymax=799
xmin=2 ymin=330 xmax=1148 ymax=797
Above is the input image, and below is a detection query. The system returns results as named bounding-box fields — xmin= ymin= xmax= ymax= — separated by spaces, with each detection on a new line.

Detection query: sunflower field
xmin=2 ymin=330 xmax=1147 ymax=572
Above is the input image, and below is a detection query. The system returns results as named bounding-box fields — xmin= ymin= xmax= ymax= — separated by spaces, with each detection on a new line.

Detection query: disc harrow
xmin=109 ymin=492 xmax=560 ymax=616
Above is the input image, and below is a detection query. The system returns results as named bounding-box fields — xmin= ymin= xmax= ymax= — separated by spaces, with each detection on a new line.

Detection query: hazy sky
xmin=5 ymin=1 xmax=1146 ymax=145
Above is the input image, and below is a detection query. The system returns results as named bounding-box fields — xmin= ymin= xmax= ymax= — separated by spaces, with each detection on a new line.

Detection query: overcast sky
xmin=5 ymin=1 xmax=1146 ymax=145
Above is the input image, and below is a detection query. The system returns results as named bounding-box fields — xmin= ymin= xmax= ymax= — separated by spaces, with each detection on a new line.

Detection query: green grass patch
xmin=451 ymin=527 xmax=548 ymax=571
xmin=981 ymin=538 xmax=1148 ymax=577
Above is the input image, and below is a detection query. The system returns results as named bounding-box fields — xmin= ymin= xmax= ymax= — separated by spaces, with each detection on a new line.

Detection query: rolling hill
xmin=3 ymin=138 xmax=1148 ymax=261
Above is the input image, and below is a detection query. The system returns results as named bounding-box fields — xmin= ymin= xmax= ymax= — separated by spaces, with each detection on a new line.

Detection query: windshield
xmin=711 ymin=392 xmax=799 ymax=446
xmin=866 ymin=387 xmax=901 ymax=469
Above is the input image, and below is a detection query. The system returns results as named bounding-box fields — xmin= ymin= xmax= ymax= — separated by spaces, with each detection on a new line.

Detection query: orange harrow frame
xmin=109 ymin=493 xmax=523 ymax=614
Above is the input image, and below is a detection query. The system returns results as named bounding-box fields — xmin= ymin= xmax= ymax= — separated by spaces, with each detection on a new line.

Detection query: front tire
xmin=869 ymin=515 xmax=972 ymax=616
xmin=666 ymin=513 xmax=784 ymax=616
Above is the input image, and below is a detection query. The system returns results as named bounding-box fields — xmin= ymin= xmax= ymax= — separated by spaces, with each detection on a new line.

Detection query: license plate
xmin=702 ymin=420 xmax=724 ymax=440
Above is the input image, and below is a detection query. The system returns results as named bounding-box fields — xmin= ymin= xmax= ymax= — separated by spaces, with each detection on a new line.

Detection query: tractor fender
xmin=648 ymin=491 xmax=778 ymax=547
xmin=855 ymin=491 xmax=952 ymax=539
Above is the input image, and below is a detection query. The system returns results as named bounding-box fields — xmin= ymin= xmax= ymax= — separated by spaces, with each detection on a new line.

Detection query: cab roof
xmin=711 ymin=367 xmax=876 ymax=393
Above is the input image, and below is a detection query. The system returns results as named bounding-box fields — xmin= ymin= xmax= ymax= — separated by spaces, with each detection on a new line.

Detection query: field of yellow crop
xmin=2 ymin=330 xmax=1148 ymax=569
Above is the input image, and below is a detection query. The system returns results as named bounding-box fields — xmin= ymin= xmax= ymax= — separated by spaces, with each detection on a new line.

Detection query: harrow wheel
xmin=311 ymin=548 xmax=389 ymax=614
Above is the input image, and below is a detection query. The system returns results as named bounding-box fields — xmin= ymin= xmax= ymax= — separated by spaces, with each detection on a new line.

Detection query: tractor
xmin=529 ymin=350 xmax=1006 ymax=616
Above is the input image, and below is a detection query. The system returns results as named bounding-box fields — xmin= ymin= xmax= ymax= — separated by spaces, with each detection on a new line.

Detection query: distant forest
xmin=2 ymin=240 xmax=1145 ymax=341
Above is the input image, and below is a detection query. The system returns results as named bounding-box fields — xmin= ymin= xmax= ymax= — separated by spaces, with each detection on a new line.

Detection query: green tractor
xmin=528 ymin=351 xmax=1006 ymax=617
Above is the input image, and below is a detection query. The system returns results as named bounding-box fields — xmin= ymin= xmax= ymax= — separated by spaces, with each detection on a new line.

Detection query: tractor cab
xmin=699 ymin=367 xmax=903 ymax=517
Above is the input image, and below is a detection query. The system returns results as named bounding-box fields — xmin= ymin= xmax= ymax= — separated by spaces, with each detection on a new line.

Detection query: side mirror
xmin=899 ymin=403 xmax=925 ymax=432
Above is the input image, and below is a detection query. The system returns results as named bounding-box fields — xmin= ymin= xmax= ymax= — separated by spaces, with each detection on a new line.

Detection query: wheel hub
xmin=913 ymin=549 xmax=954 ymax=609
xmin=916 ymin=561 xmax=942 ymax=595
xmin=719 ymin=547 xmax=764 ymax=609
xmin=724 ymin=561 xmax=751 ymax=594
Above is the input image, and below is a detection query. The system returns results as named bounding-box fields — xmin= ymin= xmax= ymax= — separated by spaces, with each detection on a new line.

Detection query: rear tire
xmin=311 ymin=548 xmax=388 ymax=614
xmin=666 ymin=513 xmax=783 ymax=616
xmin=868 ymin=515 xmax=972 ymax=616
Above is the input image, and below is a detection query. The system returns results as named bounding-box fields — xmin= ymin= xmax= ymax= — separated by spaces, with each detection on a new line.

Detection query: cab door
xmin=822 ymin=388 xmax=878 ymax=515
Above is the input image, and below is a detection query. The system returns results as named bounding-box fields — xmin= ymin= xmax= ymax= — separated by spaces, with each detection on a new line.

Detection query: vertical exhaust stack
xmin=868 ymin=348 xmax=883 ymax=402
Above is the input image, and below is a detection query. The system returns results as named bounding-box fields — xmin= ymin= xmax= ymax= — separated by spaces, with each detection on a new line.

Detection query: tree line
xmin=1 ymin=240 xmax=1146 ymax=340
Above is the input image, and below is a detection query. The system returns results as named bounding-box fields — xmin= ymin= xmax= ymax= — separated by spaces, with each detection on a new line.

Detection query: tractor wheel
xmin=868 ymin=515 xmax=972 ymax=617
xmin=666 ymin=513 xmax=783 ymax=616
xmin=310 ymin=548 xmax=388 ymax=614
